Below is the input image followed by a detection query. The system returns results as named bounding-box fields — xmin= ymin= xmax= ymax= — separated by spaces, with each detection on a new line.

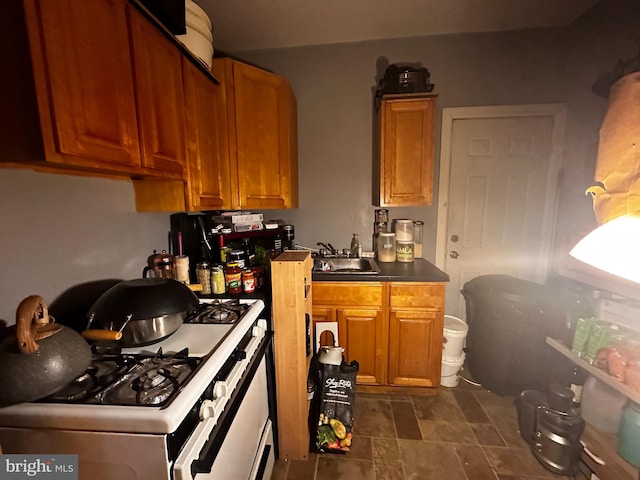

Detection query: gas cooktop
xmin=41 ymin=349 xmax=201 ymax=406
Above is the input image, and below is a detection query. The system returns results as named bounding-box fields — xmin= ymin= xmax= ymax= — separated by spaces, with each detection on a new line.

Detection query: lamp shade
xmin=570 ymin=214 xmax=640 ymax=284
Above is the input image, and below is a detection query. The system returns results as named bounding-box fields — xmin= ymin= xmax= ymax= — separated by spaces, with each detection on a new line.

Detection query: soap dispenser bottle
xmin=351 ymin=234 xmax=361 ymax=258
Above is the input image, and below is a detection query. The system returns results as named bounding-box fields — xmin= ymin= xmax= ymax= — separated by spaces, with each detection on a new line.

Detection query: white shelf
xmin=546 ymin=337 xmax=640 ymax=405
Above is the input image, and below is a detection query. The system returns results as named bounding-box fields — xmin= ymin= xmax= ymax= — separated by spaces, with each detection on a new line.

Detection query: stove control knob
xmin=199 ymin=399 xmax=219 ymax=420
xmin=252 ymin=324 xmax=265 ymax=338
xmin=213 ymin=381 xmax=228 ymax=399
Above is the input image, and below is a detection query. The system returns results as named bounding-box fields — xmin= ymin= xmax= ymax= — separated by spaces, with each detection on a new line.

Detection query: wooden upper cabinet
xmin=24 ymin=0 xmax=141 ymax=171
xmin=2 ymin=0 xmax=187 ymax=178
xmin=212 ymin=58 xmax=299 ymax=209
xmin=182 ymin=59 xmax=232 ymax=210
xmin=128 ymin=4 xmax=186 ymax=176
xmin=378 ymin=96 xmax=436 ymax=207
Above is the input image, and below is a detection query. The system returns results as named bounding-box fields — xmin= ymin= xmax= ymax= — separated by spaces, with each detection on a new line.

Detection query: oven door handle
xmin=173 ymin=417 xmax=217 ymax=480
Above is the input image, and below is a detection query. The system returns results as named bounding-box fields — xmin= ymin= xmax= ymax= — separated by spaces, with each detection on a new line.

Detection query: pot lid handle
xmin=15 ymin=295 xmax=49 ymax=354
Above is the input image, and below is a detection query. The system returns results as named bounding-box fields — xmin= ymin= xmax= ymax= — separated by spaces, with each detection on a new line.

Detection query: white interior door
xmin=435 ymin=105 xmax=565 ymax=319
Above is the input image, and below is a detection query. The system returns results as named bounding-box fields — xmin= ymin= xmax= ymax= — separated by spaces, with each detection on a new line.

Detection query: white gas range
xmin=0 ymin=298 xmax=275 ymax=480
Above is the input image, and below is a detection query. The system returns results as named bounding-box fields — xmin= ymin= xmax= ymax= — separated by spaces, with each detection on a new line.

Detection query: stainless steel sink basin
xmin=313 ymin=257 xmax=381 ymax=274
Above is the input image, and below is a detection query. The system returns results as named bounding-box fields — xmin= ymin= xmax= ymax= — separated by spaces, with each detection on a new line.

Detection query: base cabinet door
xmin=338 ymin=308 xmax=386 ymax=385
xmin=312 ymin=282 xmax=386 ymax=385
xmin=388 ymin=309 xmax=442 ymax=387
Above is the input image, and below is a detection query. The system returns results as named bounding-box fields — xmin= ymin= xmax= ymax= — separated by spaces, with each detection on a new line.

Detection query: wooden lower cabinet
xmin=388 ymin=309 xmax=442 ymax=387
xmin=313 ymin=281 xmax=444 ymax=388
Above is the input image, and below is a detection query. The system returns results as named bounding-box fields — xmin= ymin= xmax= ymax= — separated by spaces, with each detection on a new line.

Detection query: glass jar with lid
xmin=377 ymin=232 xmax=396 ymax=262
xmin=225 ymin=263 xmax=242 ymax=294
xmin=413 ymin=221 xmax=424 ymax=258
xmin=394 ymin=219 xmax=414 ymax=242
xmin=196 ymin=262 xmax=211 ymax=294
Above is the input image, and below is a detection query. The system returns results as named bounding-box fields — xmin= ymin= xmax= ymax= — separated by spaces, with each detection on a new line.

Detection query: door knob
xmin=450 ymin=234 xmax=459 ymax=243
xmin=449 ymin=251 xmax=460 ymax=259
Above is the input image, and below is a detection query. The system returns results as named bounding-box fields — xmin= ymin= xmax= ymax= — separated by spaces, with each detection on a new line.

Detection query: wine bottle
xmin=569 ymin=365 xmax=588 ymax=409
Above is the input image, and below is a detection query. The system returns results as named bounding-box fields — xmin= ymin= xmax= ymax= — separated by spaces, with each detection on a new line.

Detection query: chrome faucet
xmin=316 ymin=242 xmax=338 ymax=256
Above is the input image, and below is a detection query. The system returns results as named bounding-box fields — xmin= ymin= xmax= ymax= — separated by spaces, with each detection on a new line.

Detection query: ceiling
xmin=197 ymin=0 xmax=599 ymax=53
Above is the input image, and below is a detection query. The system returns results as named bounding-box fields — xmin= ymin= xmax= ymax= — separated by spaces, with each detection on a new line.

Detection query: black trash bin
xmin=461 ymin=275 xmax=563 ymax=396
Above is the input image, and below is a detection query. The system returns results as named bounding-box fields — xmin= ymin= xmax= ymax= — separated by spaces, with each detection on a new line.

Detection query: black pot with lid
xmin=83 ymin=278 xmax=198 ymax=346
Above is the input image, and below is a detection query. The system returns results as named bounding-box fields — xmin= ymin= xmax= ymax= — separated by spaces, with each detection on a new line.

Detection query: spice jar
xmin=225 ymin=262 xmax=242 ymax=294
xmin=211 ymin=266 xmax=226 ymax=294
xmin=375 ymin=209 xmax=389 ymax=223
xmin=377 ymin=232 xmax=396 ymax=262
xmin=196 ymin=262 xmax=211 ymax=294
xmin=242 ymin=270 xmax=256 ymax=293
xmin=413 ymin=221 xmax=424 ymax=259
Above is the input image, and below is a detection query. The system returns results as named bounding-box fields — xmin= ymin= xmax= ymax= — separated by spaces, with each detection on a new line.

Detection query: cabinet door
xmin=183 ymin=60 xmax=232 ymax=210
xmin=128 ymin=5 xmax=185 ymax=177
xmin=232 ymin=61 xmax=297 ymax=209
xmin=379 ymin=97 xmax=435 ymax=206
xmin=388 ymin=308 xmax=443 ymax=387
xmin=338 ymin=308 xmax=386 ymax=385
xmin=26 ymin=0 xmax=141 ymax=170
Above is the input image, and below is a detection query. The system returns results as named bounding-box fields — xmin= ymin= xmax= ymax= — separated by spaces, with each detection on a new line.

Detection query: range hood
xmin=570 ymin=68 xmax=640 ymax=282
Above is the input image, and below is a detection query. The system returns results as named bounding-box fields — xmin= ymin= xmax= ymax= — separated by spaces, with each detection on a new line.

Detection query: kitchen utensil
xmin=318 ymin=346 xmax=344 ymax=365
xmin=143 ymin=250 xmax=177 ymax=279
xmin=580 ymin=440 xmax=605 ymax=466
xmin=0 ymin=295 xmax=91 ymax=407
xmin=83 ymin=278 xmax=198 ymax=347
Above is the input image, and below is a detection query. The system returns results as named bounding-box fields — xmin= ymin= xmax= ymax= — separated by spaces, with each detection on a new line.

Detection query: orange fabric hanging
xmin=588 ymin=71 xmax=640 ymax=225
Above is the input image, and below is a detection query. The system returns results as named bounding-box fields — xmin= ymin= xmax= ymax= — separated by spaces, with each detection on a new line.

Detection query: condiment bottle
xmin=196 ymin=262 xmax=211 ymax=294
xmin=211 ymin=266 xmax=226 ymax=294
xmin=225 ymin=262 xmax=242 ymax=294
xmin=230 ymin=249 xmax=246 ymax=269
xmin=242 ymin=270 xmax=256 ymax=293
xmin=175 ymin=255 xmax=190 ymax=284
xmin=350 ymin=234 xmax=361 ymax=258
xmin=252 ymin=266 xmax=265 ymax=290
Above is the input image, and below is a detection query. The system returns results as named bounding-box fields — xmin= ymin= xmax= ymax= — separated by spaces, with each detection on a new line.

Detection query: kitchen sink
xmin=313 ymin=257 xmax=381 ymax=274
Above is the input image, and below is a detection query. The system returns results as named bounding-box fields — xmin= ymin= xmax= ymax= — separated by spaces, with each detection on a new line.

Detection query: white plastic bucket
xmin=440 ymin=354 xmax=465 ymax=387
xmin=443 ymin=315 xmax=468 ymax=359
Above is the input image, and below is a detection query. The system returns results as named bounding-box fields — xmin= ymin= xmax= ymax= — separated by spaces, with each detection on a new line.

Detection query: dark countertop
xmin=312 ymin=258 xmax=449 ymax=283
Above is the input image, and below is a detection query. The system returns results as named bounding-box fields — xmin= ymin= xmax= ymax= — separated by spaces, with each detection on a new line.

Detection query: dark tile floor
xmin=270 ymin=376 xmax=561 ymax=480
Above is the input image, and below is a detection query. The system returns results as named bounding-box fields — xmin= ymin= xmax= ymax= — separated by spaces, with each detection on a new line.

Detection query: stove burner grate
xmin=185 ymin=299 xmax=249 ymax=324
xmin=42 ymin=349 xmax=201 ymax=407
